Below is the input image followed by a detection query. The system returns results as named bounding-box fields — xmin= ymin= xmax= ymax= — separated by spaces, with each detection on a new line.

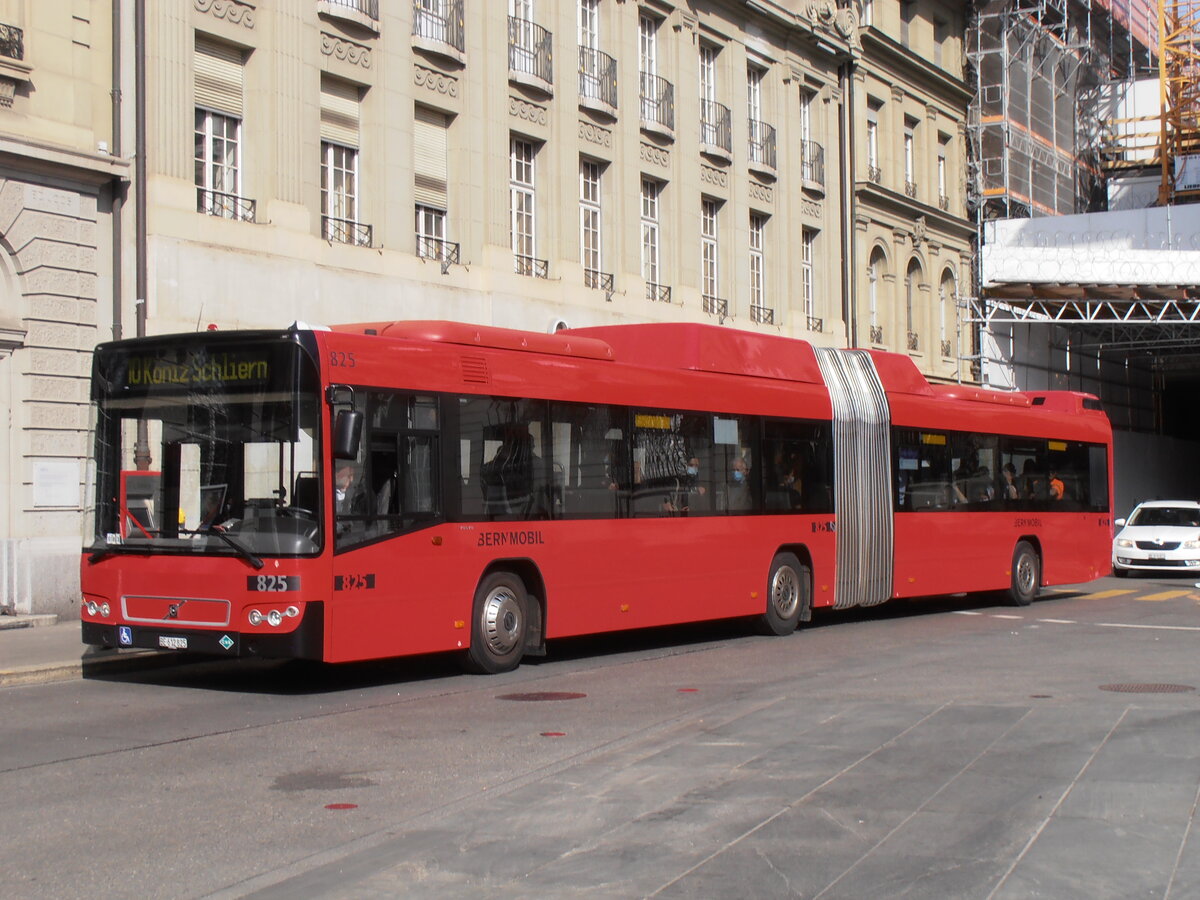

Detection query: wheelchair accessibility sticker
xmin=118 ymin=626 xmax=132 ymax=646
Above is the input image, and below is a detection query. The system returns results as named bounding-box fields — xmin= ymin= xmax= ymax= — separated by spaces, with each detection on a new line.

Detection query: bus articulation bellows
xmin=81 ymin=320 xmax=1113 ymax=673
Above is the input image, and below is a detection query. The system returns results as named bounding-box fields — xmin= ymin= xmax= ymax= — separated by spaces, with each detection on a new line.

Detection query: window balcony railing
xmin=904 ymin=180 xmax=917 ymax=198
xmin=584 ymin=268 xmax=614 ymax=296
xmin=417 ymin=235 xmax=460 ymax=273
xmin=324 ymin=216 xmax=372 ymax=247
xmin=639 ymin=72 xmax=674 ymax=133
xmin=703 ymin=295 xmax=728 ymax=319
xmin=514 ymin=253 xmax=548 ymax=278
xmin=699 ymin=99 xmax=731 ymax=155
xmin=579 ymin=46 xmax=617 ymax=111
xmin=646 ymin=282 xmax=671 ymax=303
xmin=907 ymin=331 xmax=920 ymax=352
xmin=748 ymin=118 xmax=777 ymax=172
xmin=0 ymin=23 xmax=23 ymax=61
xmin=508 ymin=16 xmax=552 ymax=87
xmin=197 ymin=188 xmax=256 ymax=222
xmin=750 ymin=304 xmax=774 ymax=325
xmin=412 ymin=0 xmax=464 ymax=54
xmin=868 ymin=165 xmax=882 ymax=184
xmin=807 ymin=316 xmax=823 ymax=332
xmin=321 ymin=0 xmax=379 ymax=21
xmin=801 ymin=140 xmax=825 ymax=187
xmin=870 ymin=324 xmax=884 ymax=344
xmin=941 ymin=339 xmax=953 ymax=358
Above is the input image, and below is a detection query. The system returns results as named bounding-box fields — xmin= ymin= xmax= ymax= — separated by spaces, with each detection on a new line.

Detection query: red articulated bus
xmin=81 ymin=320 xmax=1113 ymax=673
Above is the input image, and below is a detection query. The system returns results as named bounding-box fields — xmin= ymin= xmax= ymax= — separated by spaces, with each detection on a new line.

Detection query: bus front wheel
xmin=761 ymin=553 xmax=808 ymax=635
xmin=464 ymin=572 xmax=528 ymax=674
xmin=1009 ymin=542 xmax=1040 ymax=607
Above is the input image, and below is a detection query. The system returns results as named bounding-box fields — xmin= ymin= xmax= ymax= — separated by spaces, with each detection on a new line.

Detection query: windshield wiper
xmin=180 ymin=527 xmax=265 ymax=570
xmin=205 ymin=528 xmax=265 ymax=570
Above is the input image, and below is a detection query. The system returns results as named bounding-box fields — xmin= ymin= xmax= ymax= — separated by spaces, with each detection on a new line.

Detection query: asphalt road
xmin=2 ymin=574 xmax=1198 ymax=899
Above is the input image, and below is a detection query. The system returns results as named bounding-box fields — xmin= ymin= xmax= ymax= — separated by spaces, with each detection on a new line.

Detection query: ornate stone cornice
xmin=749 ymin=180 xmax=774 ymax=205
xmin=321 ymin=32 xmax=371 ymax=68
xmin=510 ymin=97 xmax=548 ymax=125
xmin=415 ymin=65 xmax=457 ymax=97
xmin=195 ymin=0 xmax=255 ymax=28
xmin=640 ymin=142 xmax=670 ymax=168
xmin=579 ymin=121 xmax=612 ymax=148
xmin=700 ymin=164 xmax=727 ymax=188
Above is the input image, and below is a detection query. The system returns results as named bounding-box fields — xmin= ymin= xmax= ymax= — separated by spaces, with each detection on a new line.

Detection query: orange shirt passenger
xmin=1048 ymin=471 xmax=1064 ymax=501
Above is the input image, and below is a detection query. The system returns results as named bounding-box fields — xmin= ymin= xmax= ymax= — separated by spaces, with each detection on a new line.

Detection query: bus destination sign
xmin=124 ymin=352 xmax=270 ymax=389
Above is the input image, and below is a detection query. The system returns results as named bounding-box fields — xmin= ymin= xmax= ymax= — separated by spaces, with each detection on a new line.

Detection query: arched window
xmin=938 ymin=268 xmax=956 ymax=357
xmin=905 ymin=259 xmax=922 ymax=351
xmin=868 ymin=246 xmax=887 ymax=342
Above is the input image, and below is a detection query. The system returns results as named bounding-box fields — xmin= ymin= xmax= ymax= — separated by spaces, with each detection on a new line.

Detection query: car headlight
xmin=1116 ymin=538 xmax=1134 ymax=548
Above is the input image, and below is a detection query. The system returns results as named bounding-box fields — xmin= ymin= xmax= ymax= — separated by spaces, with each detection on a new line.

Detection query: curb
xmin=0 ymin=649 xmax=188 ymax=688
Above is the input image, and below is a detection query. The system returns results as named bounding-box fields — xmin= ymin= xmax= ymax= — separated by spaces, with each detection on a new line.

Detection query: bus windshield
xmin=88 ymin=334 xmax=323 ymax=559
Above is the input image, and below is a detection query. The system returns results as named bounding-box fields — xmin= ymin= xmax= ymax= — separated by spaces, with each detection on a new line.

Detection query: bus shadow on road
xmin=83 ymin=590 xmax=1078 ymax=695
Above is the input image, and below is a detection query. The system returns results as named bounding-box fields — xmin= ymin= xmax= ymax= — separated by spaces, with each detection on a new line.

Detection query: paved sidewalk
xmin=0 ymin=616 xmax=174 ymax=687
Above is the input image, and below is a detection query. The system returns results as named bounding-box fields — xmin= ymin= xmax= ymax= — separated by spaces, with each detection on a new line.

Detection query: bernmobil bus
xmin=81 ymin=321 xmax=1112 ymax=673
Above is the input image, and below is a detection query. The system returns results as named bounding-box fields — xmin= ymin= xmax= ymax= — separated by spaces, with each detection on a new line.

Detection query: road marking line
xmin=1136 ymin=590 xmax=1191 ymax=602
xmin=1038 ymin=618 xmax=1077 ymax=624
xmin=952 ymin=611 xmax=983 ymax=616
xmin=991 ymin=614 xmax=1023 ymax=620
xmin=1096 ymin=622 xmax=1200 ymax=633
xmin=1087 ymin=589 xmax=1136 ymax=599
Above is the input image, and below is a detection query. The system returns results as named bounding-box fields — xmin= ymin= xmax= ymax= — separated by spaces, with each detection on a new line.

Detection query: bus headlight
xmin=85 ymin=600 xmax=98 ymax=616
xmin=248 ymin=609 xmax=263 ymax=626
xmin=285 ymin=605 xmax=299 ymax=618
xmin=267 ymin=609 xmax=283 ymax=627
xmin=100 ymin=603 xmax=110 ymax=617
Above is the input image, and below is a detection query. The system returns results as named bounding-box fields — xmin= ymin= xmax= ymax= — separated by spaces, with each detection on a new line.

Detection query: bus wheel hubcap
xmin=771 ymin=566 xmax=800 ymax=619
xmin=482 ymin=587 xmax=522 ymax=655
xmin=1017 ymin=557 xmax=1035 ymax=593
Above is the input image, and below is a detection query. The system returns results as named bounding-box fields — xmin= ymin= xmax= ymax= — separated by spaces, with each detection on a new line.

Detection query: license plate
xmin=1149 ymin=552 xmax=1166 ymax=560
xmin=158 ymin=635 xmax=188 ymax=650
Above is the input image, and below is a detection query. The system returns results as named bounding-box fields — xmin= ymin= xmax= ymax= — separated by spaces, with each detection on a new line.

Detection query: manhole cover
xmin=1099 ymin=683 xmax=1195 ymax=694
xmin=496 ymin=691 xmax=587 ymax=702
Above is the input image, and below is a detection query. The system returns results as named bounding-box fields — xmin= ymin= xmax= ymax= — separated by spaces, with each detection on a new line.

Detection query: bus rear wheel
xmin=1009 ymin=541 xmax=1040 ymax=607
xmin=463 ymin=572 xmax=528 ymax=674
xmin=761 ymin=553 xmax=808 ymax=635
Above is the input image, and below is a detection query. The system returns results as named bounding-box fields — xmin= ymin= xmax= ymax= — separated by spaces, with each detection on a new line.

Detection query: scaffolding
xmin=1158 ymin=0 xmax=1200 ymax=204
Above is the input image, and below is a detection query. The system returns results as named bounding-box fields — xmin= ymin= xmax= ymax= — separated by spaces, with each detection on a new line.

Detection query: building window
xmin=698 ymin=42 xmax=730 ymax=152
xmin=580 ymin=158 xmax=603 ymax=285
xmin=866 ymin=99 xmax=881 ymax=181
xmin=906 ymin=258 xmax=922 ymax=351
xmin=701 ymin=197 xmax=719 ymax=302
xmin=194 ymin=38 xmax=250 ymax=220
xmin=939 ymin=270 xmax=956 ymax=357
xmin=801 ymin=228 xmax=816 ymax=323
xmin=641 ymin=177 xmax=661 ymax=290
xmin=639 ymin=13 xmax=657 ymax=76
xmin=195 ymin=109 xmax=244 ymax=218
xmin=414 ymin=105 xmax=453 ymax=262
xmin=904 ymin=116 xmax=917 ymax=196
xmin=868 ymin=247 xmax=886 ymax=343
xmin=320 ymin=78 xmax=369 ymax=246
xmin=938 ymin=133 xmax=950 ymax=208
xmin=510 ymin=137 xmax=541 ymax=276
xmin=578 ymin=0 xmax=597 ymax=50
xmin=321 ymin=142 xmax=364 ymax=244
xmin=749 ymin=213 xmax=770 ymax=322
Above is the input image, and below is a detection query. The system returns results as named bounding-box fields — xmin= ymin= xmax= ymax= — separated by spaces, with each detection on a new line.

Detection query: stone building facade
xmin=0 ymin=1 xmax=127 ymax=617
xmin=0 ymin=0 xmax=973 ymax=614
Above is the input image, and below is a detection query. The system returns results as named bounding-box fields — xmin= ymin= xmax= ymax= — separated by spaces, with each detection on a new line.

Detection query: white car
xmin=1112 ymin=500 xmax=1200 ymax=577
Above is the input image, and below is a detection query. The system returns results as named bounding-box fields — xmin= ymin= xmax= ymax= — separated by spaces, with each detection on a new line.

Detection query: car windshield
xmin=87 ymin=335 xmax=323 ymax=557
xmin=1128 ymin=507 xmax=1200 ymax=528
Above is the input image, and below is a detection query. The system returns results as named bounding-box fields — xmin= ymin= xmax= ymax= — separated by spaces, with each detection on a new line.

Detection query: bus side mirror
xmin=333 ymin=409 xmax=363 ymax=460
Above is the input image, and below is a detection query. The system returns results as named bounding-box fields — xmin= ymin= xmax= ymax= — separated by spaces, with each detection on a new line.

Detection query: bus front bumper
xmin=81 ymin=602 xmax=324 ymax=661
